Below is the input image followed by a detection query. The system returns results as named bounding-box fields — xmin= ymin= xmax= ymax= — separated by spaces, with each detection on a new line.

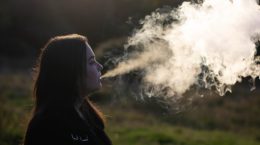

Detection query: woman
xmin=23 ymin=34 xmax=112 ymax=145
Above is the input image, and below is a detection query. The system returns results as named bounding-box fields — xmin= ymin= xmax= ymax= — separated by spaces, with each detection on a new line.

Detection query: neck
xmin=74 ymin=97 xmax=88 ymax=121
xmin=74 ymin=97 xmax=84 ymax=109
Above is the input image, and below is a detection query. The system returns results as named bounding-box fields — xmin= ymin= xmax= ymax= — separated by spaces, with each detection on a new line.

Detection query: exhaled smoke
xmin=102 ymin=0 xmax=260 ymax=97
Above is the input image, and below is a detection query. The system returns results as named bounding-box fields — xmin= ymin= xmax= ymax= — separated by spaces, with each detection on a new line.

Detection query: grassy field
xmin=0 ymin=71 xmax=260 ymax=145
xmin=103 ymin=104 xmax=260 ymax=145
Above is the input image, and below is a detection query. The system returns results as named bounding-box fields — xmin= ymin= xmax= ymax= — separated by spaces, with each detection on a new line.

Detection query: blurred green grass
xmin=0 ymin=72 xmax=32 ymax=145
xmin=0 ymin=72 xmax=260 ymax=145
xmin=107 ymin=124 xmax=260 ymax=145
xmin=103 ymin=104 xmax=260 ymax=145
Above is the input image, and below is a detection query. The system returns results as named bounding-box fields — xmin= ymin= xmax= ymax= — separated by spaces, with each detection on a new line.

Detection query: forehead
xmin=85 ymin=42 xmax=95 ymax=57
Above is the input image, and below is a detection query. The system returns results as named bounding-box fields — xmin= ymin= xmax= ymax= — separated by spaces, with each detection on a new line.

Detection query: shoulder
xmin=26 ymin=113 xmax=59 ymax=131
xmin=24 ymin=109 xmax=96 ymax=145
xmin=24 ymin=111 xmax=70 ymax=145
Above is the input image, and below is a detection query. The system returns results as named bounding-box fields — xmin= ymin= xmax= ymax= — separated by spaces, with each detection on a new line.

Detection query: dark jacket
xmin=24 ymin=107 xmax=111 ymax=145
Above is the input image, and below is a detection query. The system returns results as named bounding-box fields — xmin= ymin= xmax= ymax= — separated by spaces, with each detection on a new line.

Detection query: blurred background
xmin=0 ymin=0 xmax=260 ymax=145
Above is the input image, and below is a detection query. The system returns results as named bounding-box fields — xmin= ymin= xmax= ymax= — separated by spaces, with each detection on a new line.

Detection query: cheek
xmin=86 ymin=66 xmax=101 ymax=91
xmin=87 ymin=66 xmax=98 ymax=82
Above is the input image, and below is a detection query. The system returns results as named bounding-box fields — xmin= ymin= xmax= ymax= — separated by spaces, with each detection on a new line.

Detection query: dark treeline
xmin=0 ymin=0 xmax=185 ymax=59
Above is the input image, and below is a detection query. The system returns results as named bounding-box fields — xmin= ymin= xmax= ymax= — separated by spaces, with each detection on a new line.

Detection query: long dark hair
xmin=32 ymin=34 xmax=111 ymax=145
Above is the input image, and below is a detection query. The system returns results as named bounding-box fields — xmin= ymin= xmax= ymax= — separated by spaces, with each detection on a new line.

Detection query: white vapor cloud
xmin=102 ymin=0 xmax=260 ymax=97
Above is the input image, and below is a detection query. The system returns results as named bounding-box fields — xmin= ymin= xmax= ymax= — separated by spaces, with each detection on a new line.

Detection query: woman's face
xmin=85 ymin=42 xmax=103 ymax=93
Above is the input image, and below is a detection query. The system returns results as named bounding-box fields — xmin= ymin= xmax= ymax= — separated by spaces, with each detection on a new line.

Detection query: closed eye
xmin=89 ymin=60 xmax=95 ymax=65
xmin=88 ymin=56 xmax=96 ymax=65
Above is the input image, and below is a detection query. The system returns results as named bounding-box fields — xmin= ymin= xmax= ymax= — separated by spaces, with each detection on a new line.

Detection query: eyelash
xmin=89 ymin=60 xmax=96 ymax=65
